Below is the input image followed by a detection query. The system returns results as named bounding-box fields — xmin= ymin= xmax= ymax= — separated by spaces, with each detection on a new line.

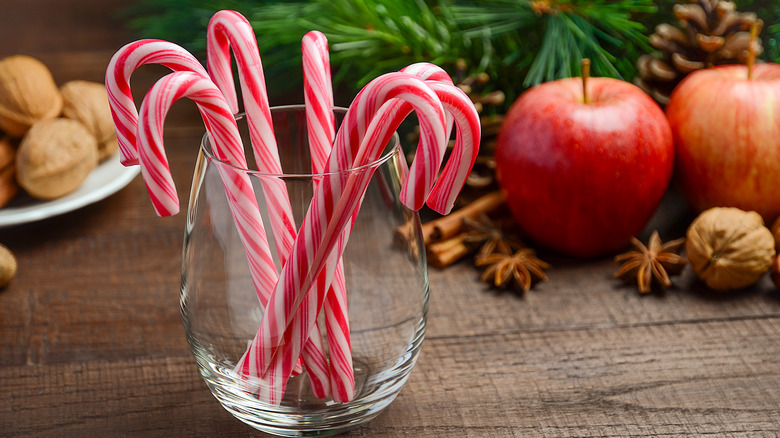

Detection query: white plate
xmin=0 ymin=154 xmax=140 ymax=228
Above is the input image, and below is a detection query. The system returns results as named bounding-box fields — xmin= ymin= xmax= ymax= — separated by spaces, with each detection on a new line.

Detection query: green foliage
xmin=123 ymin=0 xmax=255 ymax=53
xmin=451 ymin=0 xmax=656 ymax=104
xmin=125 ymin=0 xmax=465 ymax=98
xmin=243 ymin=0 xmax=465 ymax=92
xmin=452 ymin=1 xmax=655 ymax=86
xmin=124 ymin=0 xmax=657 ymax=108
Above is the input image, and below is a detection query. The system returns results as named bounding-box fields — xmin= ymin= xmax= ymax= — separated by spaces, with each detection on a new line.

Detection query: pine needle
xmin=124 ymin=0 xmax=661 ymax=108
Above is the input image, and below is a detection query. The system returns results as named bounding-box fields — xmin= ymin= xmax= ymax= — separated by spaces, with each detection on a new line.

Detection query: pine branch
xmin=452 ymin=0 xmax=655 ymax=87
xmin=123 ymin=0 xmax=657 ymax=110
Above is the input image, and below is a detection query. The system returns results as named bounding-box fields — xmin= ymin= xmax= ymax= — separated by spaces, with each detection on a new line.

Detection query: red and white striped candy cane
xmin=135 ymin=70 xmax=329 ymax=401
xmin=361 ymin=81 xmax=480 ymax=213
xmin=249 ymin=73 xmax=448 ymax=400
xmin=106 ymin=39 xmax=208 ymax=166
xmin=207 ymin=10 xmax=331 ymax=398
xmin=262 ymin=69 xmax=481 ymax=399
xmin=135 ymin=71 xmax=279 ymax=313
xmin=419 ymin=81 xmax=481 ymax=213
xmin=207 ymin=10 xmax=282 ymax=176
xmin=327 ymin=62 xmax=451 ymax=174
xmin=400 ymin=63 xmax=480 ymax=213
xmin=334 ymin=62 xmax=479 ymax=213
xmin=247 ymin=68 xmax=480 ymax=404
xmin=401 ymin=62 xmax=454 ymax=83
xmin=302 ymin=30 xmax=355 ymax=402
xmin=302 ymin=31 xmax=336 ymax=172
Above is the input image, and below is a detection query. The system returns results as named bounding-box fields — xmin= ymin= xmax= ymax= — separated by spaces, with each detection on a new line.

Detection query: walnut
xmin=0 ymin=243 xmax=16 ymax=287
xmin=60 ymin=80 xmax=118 ymax=161
xmin=15 ymin=118 xmax=98 ymax=200
xmin=686 ymin=207 xmax=775 ymax=291
xmin=772 ymin=216 xmax=780 ymax=252
xmin=772 ymin=255 xmax=780 ymax=291
xmin=0 ymin=55 xmax=63 ymax=137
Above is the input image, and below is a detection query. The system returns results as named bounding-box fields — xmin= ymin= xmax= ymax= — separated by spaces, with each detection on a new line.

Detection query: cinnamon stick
xmin=395 ymin=191 xmax=506 ymax=245
xmin=427 ymin=233 xmax=470 ymax=269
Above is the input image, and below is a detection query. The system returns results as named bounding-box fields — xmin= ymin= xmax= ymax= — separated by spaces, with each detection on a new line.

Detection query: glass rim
xmin=200 ymin=104 xmax=402 ymax=178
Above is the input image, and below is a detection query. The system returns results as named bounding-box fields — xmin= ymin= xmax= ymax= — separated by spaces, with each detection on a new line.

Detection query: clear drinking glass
xmin=180 ymin=105 xmax=429 ymax=436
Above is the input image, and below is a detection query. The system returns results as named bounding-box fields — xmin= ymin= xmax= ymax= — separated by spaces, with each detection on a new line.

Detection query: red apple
xmin=666 ymin=63 xmax=780 ymax=222
xmin=495 ymin=77 xmax=674 ymax=258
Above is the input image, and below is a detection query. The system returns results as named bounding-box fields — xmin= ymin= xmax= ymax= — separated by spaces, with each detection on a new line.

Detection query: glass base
xmin=187 ymin=319 xmax=425 ymax=437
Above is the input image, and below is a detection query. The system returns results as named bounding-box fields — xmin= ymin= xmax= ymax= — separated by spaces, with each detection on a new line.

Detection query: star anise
xmin=476 ymin=248 xmax=550 ymax=292
xmin=462 ymin=213 xmax=522 ymax=260
xmin=614 ymin=230 xmax=687 ymax=294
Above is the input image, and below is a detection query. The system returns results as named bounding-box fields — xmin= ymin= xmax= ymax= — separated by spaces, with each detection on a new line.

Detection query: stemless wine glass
xmin=180 ymin=105 xmax=429 ymax=436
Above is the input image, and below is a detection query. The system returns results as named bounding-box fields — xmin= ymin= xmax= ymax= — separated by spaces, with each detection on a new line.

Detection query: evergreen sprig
xmin=124 ymin=0 xmax=656 ymax=108
xmin=452 ymin=0 xmax=656 ymax=88
xmin=244 ymin=0 xmax=463 ymax=91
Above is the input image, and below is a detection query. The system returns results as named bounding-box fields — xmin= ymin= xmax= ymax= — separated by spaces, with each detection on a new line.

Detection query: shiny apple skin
xmin=666 ymin=63 xmax=780 ymax=222
xmin=496 ymin=77 xmax=674 ymax=258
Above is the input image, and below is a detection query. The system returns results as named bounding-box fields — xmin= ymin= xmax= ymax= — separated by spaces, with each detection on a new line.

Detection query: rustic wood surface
xmin=2 ymin=2 xmax=780 ymax=437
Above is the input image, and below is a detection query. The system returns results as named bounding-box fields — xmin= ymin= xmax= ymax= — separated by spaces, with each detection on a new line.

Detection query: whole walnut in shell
xmin=0 ymin=243 xmax=16 ymax=287
xmin=60 ymin=80 xmax=118 ymax=161
xmin=686 ymin=207 xmax=776 ymax=291
xmin=15 ymin=118 xmax=98 ymax=200
xmin=0 ymin=55 xmax=63 ymax=137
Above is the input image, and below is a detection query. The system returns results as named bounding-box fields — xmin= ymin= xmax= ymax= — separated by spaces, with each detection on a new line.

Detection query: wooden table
xmin=2 ymin=2 xmax=780 ymax=436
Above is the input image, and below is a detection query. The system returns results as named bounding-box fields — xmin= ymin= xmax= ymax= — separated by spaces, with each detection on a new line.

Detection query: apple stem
xmin=581 ymin=58 xmax=591 ymax=104
xmin=747 ymin=20 xmax=761 ymax=80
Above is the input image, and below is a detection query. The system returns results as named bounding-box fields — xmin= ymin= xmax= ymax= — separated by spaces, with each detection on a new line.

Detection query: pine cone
xmin=636 ymin=0 xmax=763 ymax=105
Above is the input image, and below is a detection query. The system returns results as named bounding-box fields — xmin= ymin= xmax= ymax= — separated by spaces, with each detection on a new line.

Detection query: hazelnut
xmin=60 ymin=80 xmax=118 ymax=161
xmin=0 ymin=55 xmax=63 ymax=137
xmin=0 ymin=243 xmax=16 ymax=287
xmin=15 ymin=118 xmax=98 ymax=200
xmin=686 ymin=207 xmax=776 ymax=291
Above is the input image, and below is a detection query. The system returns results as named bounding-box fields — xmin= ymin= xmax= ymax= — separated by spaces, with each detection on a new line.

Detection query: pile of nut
xmin=0 ymin=54 xmax=117 ymax=208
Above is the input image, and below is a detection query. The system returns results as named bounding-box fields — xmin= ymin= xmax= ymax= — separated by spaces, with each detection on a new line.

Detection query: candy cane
xmin=364 ymin=81 xmax=480 ymax=213
xmin=259 ymin=69 xmax=480 ymax=399
xmin=135 ymin=71 xmax=279 ymax=316
xmin=398 ymin=63 xmax=480 ymax=213
xmin=298 ymin=59 xmax=462 ymax=402
xmin=206 ymin=10 xmax=281 ymax=175
xmin=106 ymin=39 xmax=208 ymax=166
xmin=328 ymin=76 xmax=449 ymax=211
xmin=207 ymin=10 xmax=332 ymax=398
xmin=302 ymin=30 xmax=355 ymax=402
xmin=327 ymin=62 xmax=451 ymax=174
xmin=420 ymin=81 xmax=481 ymax=213
xmin=250 ymin=73 xmax=448 ymax=401
xmin=302 ymin=31 xmax=336 ymax=173
xmin=401 ymin=62 xmax=454 ymax=83
xmin=134 ymin=70 xmax=327 ymax=402
xmin=334 ymin=62 xmax=479 ymax=213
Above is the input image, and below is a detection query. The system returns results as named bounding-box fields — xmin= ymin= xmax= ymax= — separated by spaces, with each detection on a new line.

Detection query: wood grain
xmin=1 ymin=2 xmax=780 ymax=437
